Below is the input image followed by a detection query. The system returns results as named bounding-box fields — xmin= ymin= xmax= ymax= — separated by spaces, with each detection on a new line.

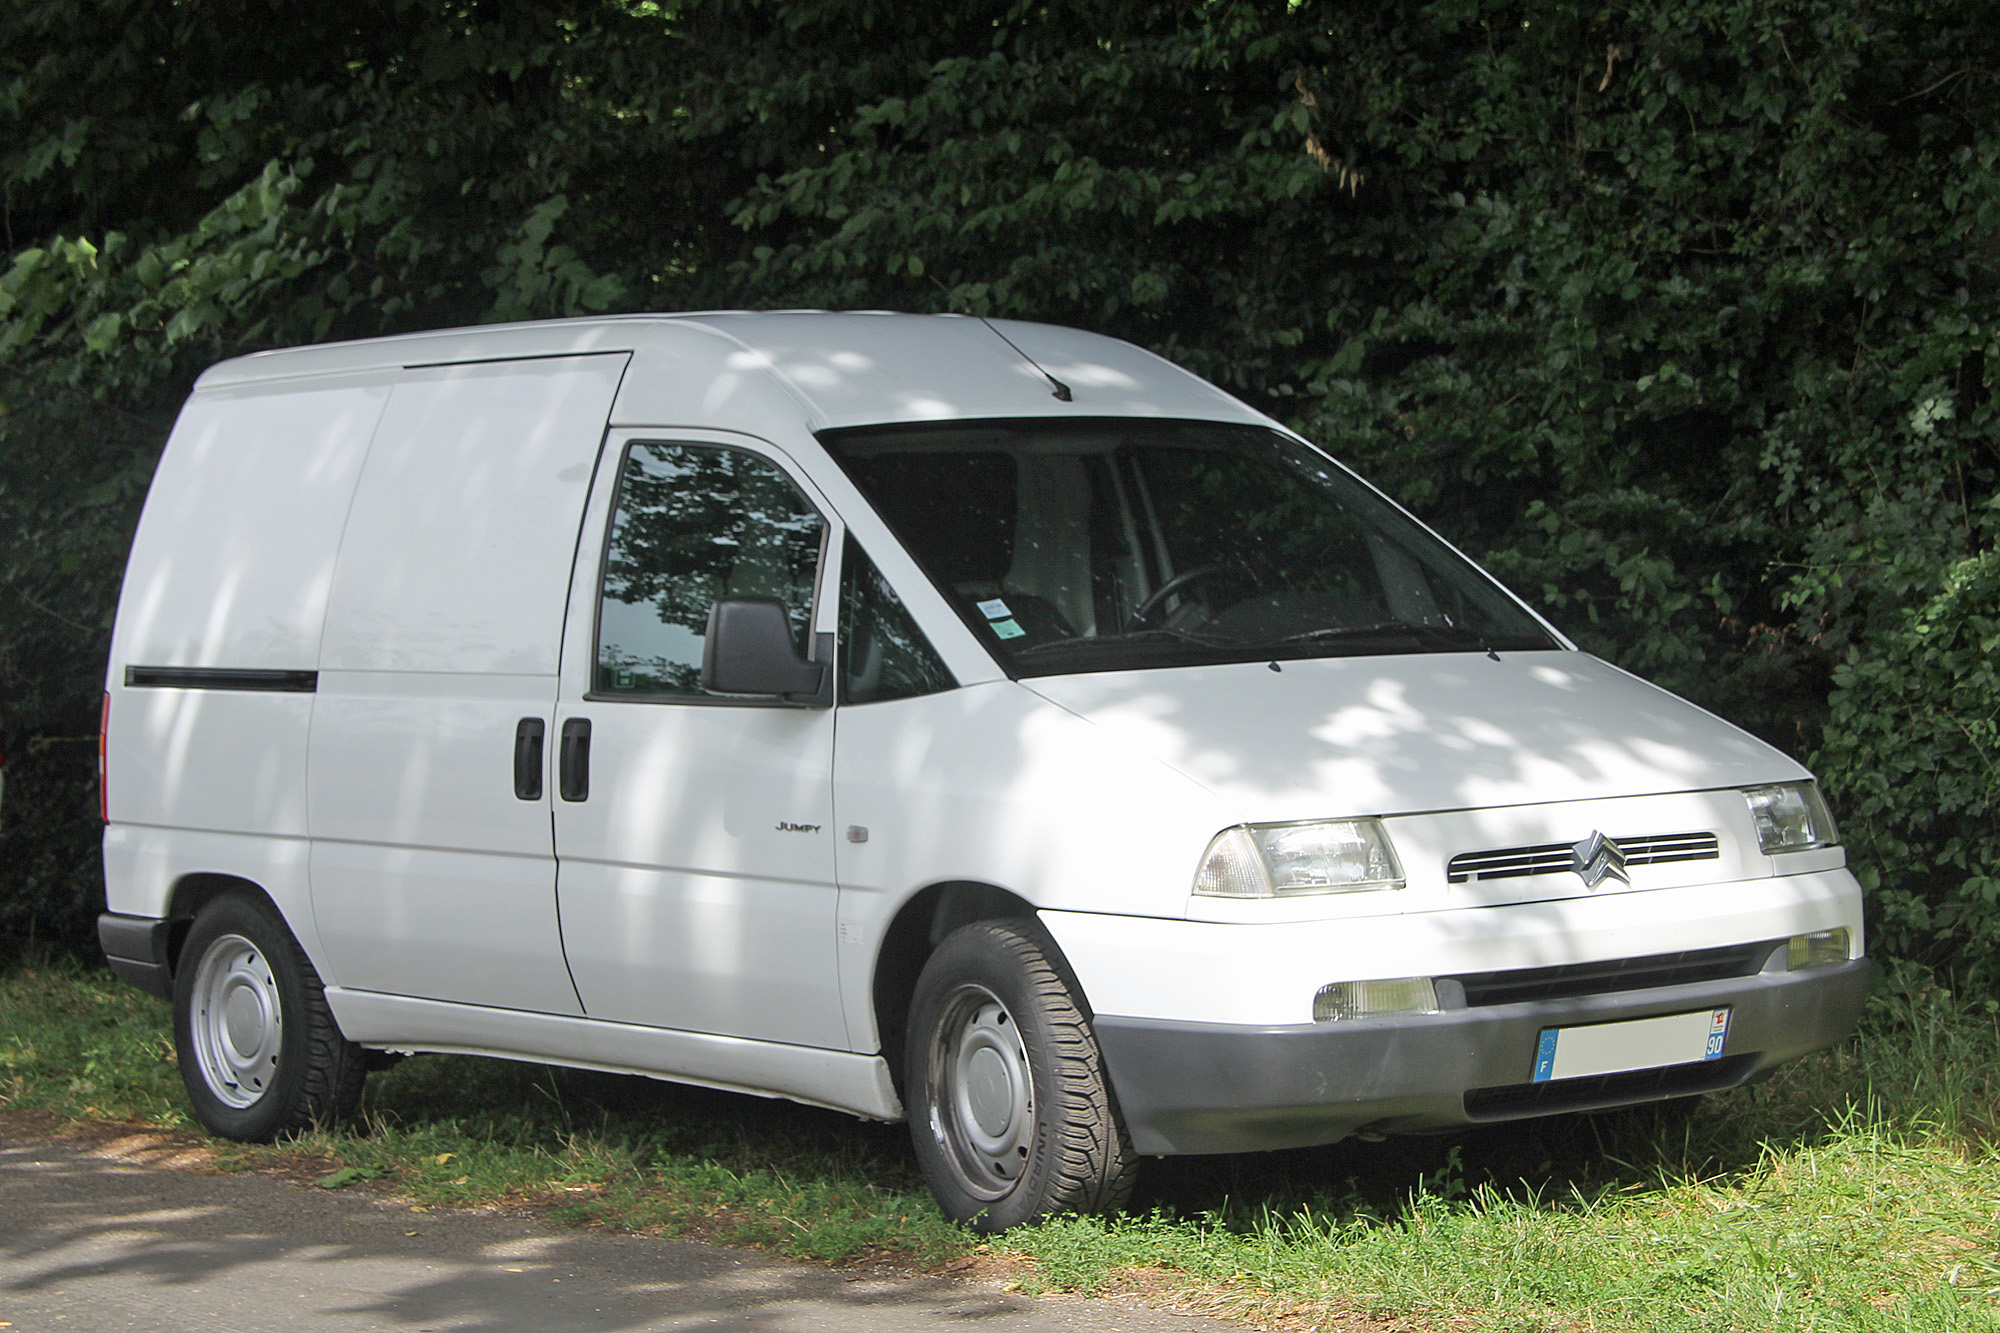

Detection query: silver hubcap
xmin=928 ymin=985 xmax=1033 ymax=1199
xmin=189 ymin=933 xmax=281 ymax=1109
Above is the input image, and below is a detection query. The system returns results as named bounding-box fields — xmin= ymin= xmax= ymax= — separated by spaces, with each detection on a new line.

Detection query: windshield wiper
xmin=1011 ymin=626 xmax=1240 ymax=658
xmin=1269 ymin=621 xmax=1493 ymax=652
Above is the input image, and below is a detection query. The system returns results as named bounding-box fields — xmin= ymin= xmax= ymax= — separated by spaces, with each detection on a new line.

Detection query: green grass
xmin=0 ymin=957 xmax=966 ymax=1262
xmin=4 ymin=955 xmax=1998 ymax=1330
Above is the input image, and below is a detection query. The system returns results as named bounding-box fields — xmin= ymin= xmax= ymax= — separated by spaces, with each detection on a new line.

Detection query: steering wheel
xmin=1125 ymin=564 xmax=1245 ymax=633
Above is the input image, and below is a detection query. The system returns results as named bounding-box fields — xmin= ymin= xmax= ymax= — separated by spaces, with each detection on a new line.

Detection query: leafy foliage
xmin=1 ymin=0 xmax=1996 ymax=974
xmin=0 ymin=373 xmax=159 ymax=949
xmin=1819 ymin=550 xmax=2000 ymax=971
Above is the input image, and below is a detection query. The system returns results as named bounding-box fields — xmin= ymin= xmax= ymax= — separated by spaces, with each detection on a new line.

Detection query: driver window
xmin=594 ymin=442 xmax=825 ymax=698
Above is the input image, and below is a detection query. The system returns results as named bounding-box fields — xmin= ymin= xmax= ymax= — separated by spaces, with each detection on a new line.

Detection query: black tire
xmin=171 ymin=893 xmax=367 ymax=1142
xmin=905 ymin=919 xmax=1136 ymax=1233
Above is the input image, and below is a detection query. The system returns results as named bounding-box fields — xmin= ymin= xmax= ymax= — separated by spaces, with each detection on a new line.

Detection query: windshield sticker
xmin=990 ymin=618 xmax=1027 ymax=640
xmin=976 ymin=598 xmax=1013 ymax=620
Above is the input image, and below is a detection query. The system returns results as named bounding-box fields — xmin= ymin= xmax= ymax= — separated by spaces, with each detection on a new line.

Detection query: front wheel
xmin=172 ymin=894 xmax=366 ymax=1142
xmin=906 ymin=919 xmax=1136 ymax=1233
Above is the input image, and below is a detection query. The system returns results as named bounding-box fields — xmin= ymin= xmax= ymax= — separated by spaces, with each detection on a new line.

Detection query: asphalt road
xmin=0 ymin=1130 xmax=1226 ymax=1333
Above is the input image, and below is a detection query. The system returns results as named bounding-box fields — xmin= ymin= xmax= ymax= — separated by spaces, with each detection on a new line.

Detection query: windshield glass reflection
xmin=822 ymin=418 xmax=1557 ymax=678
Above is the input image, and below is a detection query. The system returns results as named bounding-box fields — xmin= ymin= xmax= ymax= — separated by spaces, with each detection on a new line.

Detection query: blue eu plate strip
xmin=1532 ymin=1028 xmax=1559 ymax=1082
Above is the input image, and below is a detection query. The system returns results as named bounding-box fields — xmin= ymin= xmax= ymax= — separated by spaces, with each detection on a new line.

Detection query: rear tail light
xmin=99 ymin=691 xmax=110 ymax=823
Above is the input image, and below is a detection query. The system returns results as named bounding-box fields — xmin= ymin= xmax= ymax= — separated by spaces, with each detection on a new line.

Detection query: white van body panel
xmin=306 ymin=672 xmax=581 ymax=1013
xmin=109 ymin=690 xmax=318 ymax=839
xmin=317 ymin=355 xmax=630 ymax=675
xmin=606 ymin=313 xmax=1263 ymax=431
xmin=551 ymin=430 xmax=846 ymax=1048
xmin=1021 ymin=652 xmax=1806 ymax=824
xmin=1041 ymin=868 xmax=1861 ymax=1028
xmin=832 ymin=679 xmax=1228 ymax=911
xmin=194 ymin=321 xmax=643 ymax=391
xmin=105 ymin=375 xmax=391 ymax=845
xmin=102 ymin=823 xmax=318 ymax=955
xmin=308 ymin=354 xmax=627 ymax=1013
xmin=194 ymin=313 xmax=1253 ymax=432
xmin=112 ymin=374 xmax=393 ymax=674
xmin=552 ymin=700 xmax=843 ymax=1043
xmin=832 ymin=678 xmax=1230 ymax=1049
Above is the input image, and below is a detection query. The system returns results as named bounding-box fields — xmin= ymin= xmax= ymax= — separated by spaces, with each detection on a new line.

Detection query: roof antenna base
xmin=930 ymin=275 xmax=1075 ymax=403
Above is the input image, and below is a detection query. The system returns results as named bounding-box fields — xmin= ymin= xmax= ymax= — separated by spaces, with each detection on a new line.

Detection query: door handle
xmin=559 ymin=718 xmax=591 ymax=802
xmin=513 ymin=718 xmax=545 ymax=800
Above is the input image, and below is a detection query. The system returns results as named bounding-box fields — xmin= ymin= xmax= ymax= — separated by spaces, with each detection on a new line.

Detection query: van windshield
xmin=820 ymin=418 xmax=1557 ymax=678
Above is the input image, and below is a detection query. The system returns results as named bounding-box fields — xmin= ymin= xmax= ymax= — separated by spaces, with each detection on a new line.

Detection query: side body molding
xmin=325 ymin=989 xmax=904 ymax=1122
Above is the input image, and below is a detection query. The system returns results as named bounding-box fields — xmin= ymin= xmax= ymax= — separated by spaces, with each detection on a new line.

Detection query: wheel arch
xmin=164 ymin=872 xmax=280 ymax=979
xmin=872 ymin=880 xmax=1093 ymax=1097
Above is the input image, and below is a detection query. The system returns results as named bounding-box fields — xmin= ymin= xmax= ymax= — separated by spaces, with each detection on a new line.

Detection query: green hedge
xmin=1819 ymin=550 xmax=2000 ymax=971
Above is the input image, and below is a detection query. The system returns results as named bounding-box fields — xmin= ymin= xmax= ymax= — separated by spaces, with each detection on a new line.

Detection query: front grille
xmin=1449 ymin=940 xmax=1780 ymax=1007
xmin=1447 ymin=831 xmax=1720 ymax=884
xmin=1463 ymin=1053 xmax=1759 ymax=1120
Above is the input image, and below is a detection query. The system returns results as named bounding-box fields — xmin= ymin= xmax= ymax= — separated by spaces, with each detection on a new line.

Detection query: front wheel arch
xmin=871 ymin=881 xmax=1040 ymax=1097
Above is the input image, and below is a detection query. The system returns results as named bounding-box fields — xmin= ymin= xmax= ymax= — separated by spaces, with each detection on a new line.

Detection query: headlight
xmin=1743 ymin=782 xmax=1839 ymax=854
xmin=1193 ymin=818 xmax=1405 ymax=897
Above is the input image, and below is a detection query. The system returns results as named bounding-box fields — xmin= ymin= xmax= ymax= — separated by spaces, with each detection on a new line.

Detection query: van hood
xmin=1020 ymin=650 xmax=1807 ymax=821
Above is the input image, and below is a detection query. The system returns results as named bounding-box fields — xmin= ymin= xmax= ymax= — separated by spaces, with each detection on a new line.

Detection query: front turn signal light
xmin=1787 ymin=928 xmax=1852 ymax=970
xmin=1313 ymin=977 xmax=1440 ymax=1022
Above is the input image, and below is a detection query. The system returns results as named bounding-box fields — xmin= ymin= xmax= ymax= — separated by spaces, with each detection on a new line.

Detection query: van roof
xmin=192 ymin=311 xmax=1266 ymax=432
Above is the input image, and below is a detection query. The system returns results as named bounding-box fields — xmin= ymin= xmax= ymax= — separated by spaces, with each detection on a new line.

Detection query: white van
xmin=98 ymin=312 xmax=1867 ymax=1231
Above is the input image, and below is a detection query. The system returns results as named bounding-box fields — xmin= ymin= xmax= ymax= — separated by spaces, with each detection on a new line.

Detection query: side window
xmin=595 ymin=442 xmax=826 ymax=698
xmin=839 ymin=535 xmax=955 ymax=705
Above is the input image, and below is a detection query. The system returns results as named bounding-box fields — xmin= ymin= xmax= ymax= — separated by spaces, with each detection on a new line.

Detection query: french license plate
xmin=1532 ymin=1007 xmax=1730 ymax=1083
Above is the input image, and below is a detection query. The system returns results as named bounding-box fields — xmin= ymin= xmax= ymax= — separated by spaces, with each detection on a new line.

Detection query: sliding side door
xmin=309 ymin=354 xmax=627 ymax=1013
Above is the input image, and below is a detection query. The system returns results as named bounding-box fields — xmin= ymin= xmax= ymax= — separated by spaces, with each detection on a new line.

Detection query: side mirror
xmin=701 ymin=596 xmax=829 ymax=703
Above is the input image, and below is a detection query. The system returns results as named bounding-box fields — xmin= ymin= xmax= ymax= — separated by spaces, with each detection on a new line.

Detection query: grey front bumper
xmin=1094 ymin=958 xmax=1870 ymax=1155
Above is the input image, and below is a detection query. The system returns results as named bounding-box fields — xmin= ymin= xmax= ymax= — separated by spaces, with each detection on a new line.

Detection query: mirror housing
xmin=701 ymin=597 xmax=829 ymax=704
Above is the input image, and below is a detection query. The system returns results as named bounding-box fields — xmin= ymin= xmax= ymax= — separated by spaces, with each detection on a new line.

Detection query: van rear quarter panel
xmin=104 ymin=374 xmax=392 ymax=923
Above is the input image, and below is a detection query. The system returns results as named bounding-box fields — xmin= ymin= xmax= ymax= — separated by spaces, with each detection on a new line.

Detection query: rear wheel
xmin=906 ymin=919 xmax=1135 ymax=1233
xmin=172 ymin=894 xmax=366 ymax=1141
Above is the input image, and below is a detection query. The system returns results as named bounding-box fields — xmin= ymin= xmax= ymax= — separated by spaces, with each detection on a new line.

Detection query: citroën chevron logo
xmin=1569 ymin=831 xmax=1630 ymax=889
